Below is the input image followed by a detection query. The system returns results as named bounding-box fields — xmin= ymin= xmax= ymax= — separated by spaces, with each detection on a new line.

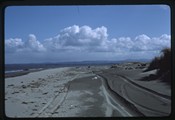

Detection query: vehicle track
xmin=97 ymin=74 xmax=145 ymax=116
xmin=97 ymin=73 xmax=170 ymax=116
xmin=32 ymin=84 xmax=69 ymax=117
xmin=120 ymin=83 xmax=169 ymax=116
xmin=118 ymin=75 xmax=171 ymax=101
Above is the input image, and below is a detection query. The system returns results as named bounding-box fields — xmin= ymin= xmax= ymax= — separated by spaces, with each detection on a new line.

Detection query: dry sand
xmin=5 ymin=63 xmax=171 ymax=117
xmin=95 ymin=63 xmax=171 ymax=116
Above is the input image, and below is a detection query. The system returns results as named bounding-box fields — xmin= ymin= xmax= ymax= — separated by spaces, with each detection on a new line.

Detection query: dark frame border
xmin=0 ymin=0 xmax=174 ymax=120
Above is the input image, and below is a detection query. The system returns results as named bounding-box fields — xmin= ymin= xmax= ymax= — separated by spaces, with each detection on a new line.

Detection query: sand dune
xmin=5 ymin=63 xmax=171 ymax=117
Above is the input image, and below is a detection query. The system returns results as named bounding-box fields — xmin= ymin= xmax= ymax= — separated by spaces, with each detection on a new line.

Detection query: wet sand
xmin=5 ymin=63 xmax=171 ymax=117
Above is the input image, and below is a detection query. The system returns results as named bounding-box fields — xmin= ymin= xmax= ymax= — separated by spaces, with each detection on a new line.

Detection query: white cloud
xmin=131 ymin=34 xmax=152 ymax=51
xmin=43 ymin=25 xmax=109 ymax=52
xmin=59 ymin=25 xmax=108 ymax=47
xmin=5 ymin=38 xmax=24 ymax=53
xmin=5 ymin=25 xmax=171 ymax=63
xmin=5 ymin=34 xmax=46 ymax=53
xmin=131 ymin=34 xmax=170 ymax=51
xmin=24 ymin=34 xmax=46 ymax=52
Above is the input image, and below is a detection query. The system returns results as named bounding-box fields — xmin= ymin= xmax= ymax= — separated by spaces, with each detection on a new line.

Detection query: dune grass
xmin=144 ymin=48 xmax=171 ymax=85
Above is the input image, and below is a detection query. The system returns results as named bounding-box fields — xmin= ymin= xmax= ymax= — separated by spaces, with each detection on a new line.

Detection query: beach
xmin=5 ymin=63 xmax=171 ymax=117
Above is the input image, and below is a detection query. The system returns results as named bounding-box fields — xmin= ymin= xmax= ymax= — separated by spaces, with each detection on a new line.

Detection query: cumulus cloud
xmin=5 ymin=34 xmax=46 ymax=53
xmin=42 ymin=25 xmax=170 ymax=53
xmin=131 ymin=34 xmax=170 ymax=51
xmin=5 ymin=38 xmax=24 ymax=53
xmin=43 ymin=25 xmax=108 ymax=52
xmin=5 ymin=25 xmax=170 ymax=57
xmin=24 ymin=34 xmax=46 ymax=52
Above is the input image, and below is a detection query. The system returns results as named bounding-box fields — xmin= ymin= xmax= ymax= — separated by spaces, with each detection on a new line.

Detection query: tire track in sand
xmin=118 ymin=75 xmax=171 ymax=101
xmin=120 ymin=83 xmax=169 ymax=116
xmin=96 ymin=74 xmax=145 ymax=117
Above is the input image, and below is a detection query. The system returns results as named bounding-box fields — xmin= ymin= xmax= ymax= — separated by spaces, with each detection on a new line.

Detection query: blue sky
xmin=5 ymin=5 xmax=171 ymax=64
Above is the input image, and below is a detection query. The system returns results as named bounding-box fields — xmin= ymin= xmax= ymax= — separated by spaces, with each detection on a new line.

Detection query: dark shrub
xmin=143 ymin=48 xmax=171 ymax=85
xmin=145 ymin=57 xmax=160 ymax=71
xmin=157 ymin=48 xmax=171 ymax=84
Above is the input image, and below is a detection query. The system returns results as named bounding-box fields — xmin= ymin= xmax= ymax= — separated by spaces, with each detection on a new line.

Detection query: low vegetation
xmin=144 ymin=48 xmax=171 ymax=85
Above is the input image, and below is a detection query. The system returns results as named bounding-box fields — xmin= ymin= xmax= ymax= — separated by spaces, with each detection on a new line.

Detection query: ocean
xmin=5 ymin=61 xmax=119 ymax=73
xmin=5 ymin=59 xmax=149 ymax=73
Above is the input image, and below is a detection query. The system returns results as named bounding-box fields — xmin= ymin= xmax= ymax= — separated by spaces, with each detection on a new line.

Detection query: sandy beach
xmin=5 ymin=63 xmax=171 ymax=117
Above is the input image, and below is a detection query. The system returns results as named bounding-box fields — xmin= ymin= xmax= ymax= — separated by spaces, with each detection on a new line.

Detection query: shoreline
xmin=5 ymin=68 xmax=45 ymax=78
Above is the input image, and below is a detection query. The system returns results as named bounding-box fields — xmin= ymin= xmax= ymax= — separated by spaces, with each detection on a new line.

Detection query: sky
xmin=5 ymin=5 xmax=171 ymax=64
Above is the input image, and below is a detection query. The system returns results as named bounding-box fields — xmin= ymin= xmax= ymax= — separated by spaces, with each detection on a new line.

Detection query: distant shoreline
xmin=5 ymin=68 xmax=45 ymax=78
xmin=5 ymin=62 xmax=149 ymax=78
